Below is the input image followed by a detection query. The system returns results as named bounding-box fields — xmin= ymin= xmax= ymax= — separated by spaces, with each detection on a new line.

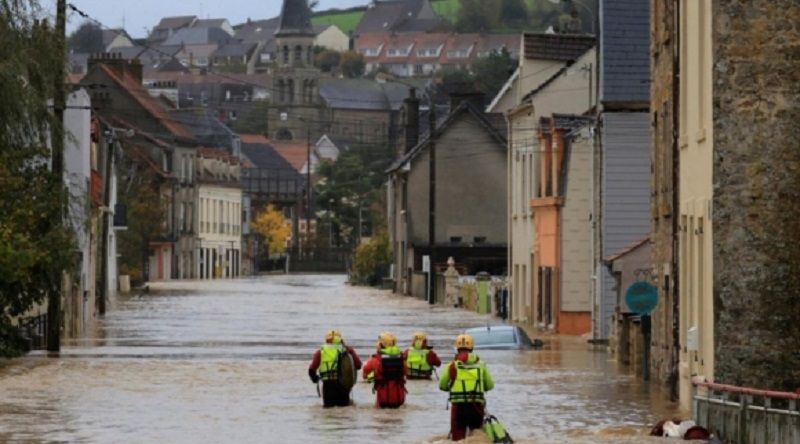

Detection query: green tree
xmin=0 ymin=2 xmax=75 ymax=357
xmin=315 ymin=49 xmax=341 ymax=73
xmin=472 ymin=49 xmax=518 ymax=100
xmin=499 ymin=0 xmax=529 ymax=29
xmin=315 ymin=143 xmax=390 ymax=248
xmin=67 ymin=21 xmax=104 ymax=53
xmin=352 ymin=231 xmax=392 ymax=286
xmin=233 ymin=100 xmax=270 ymax=135
xmin=455 ymin=0 xmax=499 ymax=32
xmin=116 ymin=166 xmax=166 ymax=286
xmin=339 ymin=51 xmax=365 ymax=78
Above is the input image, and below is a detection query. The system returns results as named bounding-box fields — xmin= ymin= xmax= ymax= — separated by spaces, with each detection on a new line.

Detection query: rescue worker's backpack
xmin=380 ymin=354 xmax=404 ymax=381
xmin=483 ymin=415 xmax=513 ymax=443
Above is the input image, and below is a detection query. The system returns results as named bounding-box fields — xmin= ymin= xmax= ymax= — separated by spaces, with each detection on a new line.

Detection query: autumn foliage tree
xmin=251 ymin=205 xmax=290 ymax=258
xmin=339 ymin=51 xmax=365 ymax=78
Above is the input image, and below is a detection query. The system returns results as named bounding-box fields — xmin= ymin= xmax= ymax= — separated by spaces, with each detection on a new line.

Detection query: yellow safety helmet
xmin=325 ymin=329 xmax=342 ymax=344
xmin=455 ymin=334 xmax=474 ymax=351
xmin=377 ymin=331 xmax=397 ymax=349
xmin=412 ymin=331 xmax=427 ymax=348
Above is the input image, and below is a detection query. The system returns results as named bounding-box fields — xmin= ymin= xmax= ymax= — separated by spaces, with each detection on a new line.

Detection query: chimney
xmin=403 ymin=87 xmax=420 ymax=155
xmin=127 ymin=58 xmax=143 ymax=84
xmin=88 ymin=52 xmax=126 ymax=78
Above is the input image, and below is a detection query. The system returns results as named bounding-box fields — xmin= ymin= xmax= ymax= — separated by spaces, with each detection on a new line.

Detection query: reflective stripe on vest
xmin=449 ymin=361 xmax=485 ymax=403
xmin=406 ymin=348 xmax=432 ymax=377
xmin=319 ymin=344 xmax=344 ymax=381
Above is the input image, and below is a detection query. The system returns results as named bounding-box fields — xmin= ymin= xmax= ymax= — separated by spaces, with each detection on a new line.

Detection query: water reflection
xmin=0 ymin=275 xmax=678 ymax=443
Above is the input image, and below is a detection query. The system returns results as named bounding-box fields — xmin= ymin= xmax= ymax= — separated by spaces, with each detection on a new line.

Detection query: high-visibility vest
xmin=406 ymin=347 xmax=432 ymax=378
xmin=319 ymin=343 xmax=344 ymax=381
xmin=448 ymin=361 xmax=486 ymax=403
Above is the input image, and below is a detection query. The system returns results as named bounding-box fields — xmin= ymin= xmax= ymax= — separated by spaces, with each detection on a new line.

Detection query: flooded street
xmin=0 ymin=275 xmax=678 ymax=443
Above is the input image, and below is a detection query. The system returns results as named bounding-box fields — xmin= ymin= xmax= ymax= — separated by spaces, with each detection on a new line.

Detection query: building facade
xmin=196 ymin=149 xmax=244 ymax=279
xmin=593 ymin=0 xmax=651 ymax=340
xmin=648 ymin=0 xmax=680 ymax=401
xmin=500 ymin=33 xmax=596 ymax=329
xmin=388 ymin=98 xmax=508 ymax=295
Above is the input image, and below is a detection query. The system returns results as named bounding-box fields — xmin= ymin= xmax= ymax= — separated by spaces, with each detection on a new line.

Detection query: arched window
xmin=294 ymin=45 xmax=303 ymax=64
xmin=307 ymin=46 xmax=313 ymax=64
xmin=282 ymin=45 xmax=289 ymax=65
xmin=276 ymin=128 xmax=293 ymax=141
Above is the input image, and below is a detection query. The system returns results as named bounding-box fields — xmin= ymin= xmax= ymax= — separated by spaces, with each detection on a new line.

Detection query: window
xmin=387 ymin=46 xmax=410 ymax=57
xmin=282 ymin=45 xmax=289 ymax=64
xmin=294 ymin=45 xmax=302 ymax=64
xmin=416 ymin=47 xmax=440 ymax=58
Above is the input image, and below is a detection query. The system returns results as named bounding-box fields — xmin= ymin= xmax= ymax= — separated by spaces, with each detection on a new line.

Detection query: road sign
xmin=625 ymin=281 xmax=658 ymax=315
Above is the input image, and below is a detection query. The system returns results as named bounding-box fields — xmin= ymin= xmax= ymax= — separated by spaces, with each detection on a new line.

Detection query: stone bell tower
xmin=273 ymin=2 xmax=319 ymax=107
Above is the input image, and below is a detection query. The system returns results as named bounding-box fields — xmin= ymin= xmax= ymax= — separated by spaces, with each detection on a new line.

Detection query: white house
xmin=196 ymin=148 xmax=243 ymax=279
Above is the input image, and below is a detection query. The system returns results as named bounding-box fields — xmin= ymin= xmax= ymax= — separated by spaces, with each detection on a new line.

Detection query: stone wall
xmin=649 ymin=0 xmax=679 ymax=398
xmin=712 ymin=0 xmax=800 ymax=391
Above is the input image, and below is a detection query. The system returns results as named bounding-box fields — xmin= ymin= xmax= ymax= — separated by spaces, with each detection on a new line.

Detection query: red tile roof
xmin=239 ymin=133 xmax=270 ymax=144
xmin=270 ymin=141 xmax=308 ymax=172
xmin=97 ymin=64 xmax=194 ymax=140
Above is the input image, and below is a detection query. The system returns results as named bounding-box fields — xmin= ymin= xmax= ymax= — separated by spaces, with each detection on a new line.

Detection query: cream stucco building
xmin=492 ymin=33 xmax=596 ymax=328
xmin=677 ymin=0 xmax=714 ymax=409
xmin=196 ymin=149 xmax=243 ymax=279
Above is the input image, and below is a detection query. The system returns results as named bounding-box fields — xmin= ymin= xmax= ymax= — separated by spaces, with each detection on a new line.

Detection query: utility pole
xmin=427 ymin=106 xmax=436 ymax=305
xmin=47 ymin=0 xmax=67 ymax=353
xmin=306 ymin=126 xmax=312 ymax=251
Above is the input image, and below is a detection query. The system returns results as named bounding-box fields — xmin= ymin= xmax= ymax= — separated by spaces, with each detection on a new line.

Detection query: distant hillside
xmin=311 ymin=0 xmax=593 ymax=36
xmin=312 ymin=7 xmax=366 ymax=35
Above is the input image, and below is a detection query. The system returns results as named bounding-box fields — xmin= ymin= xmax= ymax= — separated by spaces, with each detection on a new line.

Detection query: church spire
xmin=275 ymin=0 xmax=315 ymax=37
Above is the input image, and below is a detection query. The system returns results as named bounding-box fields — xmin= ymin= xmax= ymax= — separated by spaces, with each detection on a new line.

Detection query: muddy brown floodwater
xmin=0 ymin=275 xmax=681 ymax=443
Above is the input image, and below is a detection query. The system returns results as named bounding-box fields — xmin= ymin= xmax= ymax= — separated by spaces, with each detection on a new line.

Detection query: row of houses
xmin=384 ymin=0 xmax=800 ymax=421
xmin=356 ymin=32 xmax=521 ymax=77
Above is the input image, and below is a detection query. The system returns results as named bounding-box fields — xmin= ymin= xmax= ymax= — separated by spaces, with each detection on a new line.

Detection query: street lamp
xmin=280 ymin=113 xmax=313 ymax=257
xmin=547 ymin=0 xmax=596 ymax=35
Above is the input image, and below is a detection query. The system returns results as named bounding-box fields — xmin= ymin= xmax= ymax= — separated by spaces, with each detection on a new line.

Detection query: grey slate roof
xmin=600 ymin=0 xmax=650 ymax=104
xmin=275 ymin=0 xmax=315 ymax=37
xmin=318 ymin=78 xmax=429 ymax=111
xmin=355 ymin=0 xmax=441 ymax=35
xmin=164 ymin=27 xmax=233 ymax=45
xmin=212 ymin=42 xmax=257 ymax=58
xmin=234 ymin=18 xmax=280 ymax=43
xmin=523 ymin=33 xmax=595 ymax=61
xmin=154 ymin=16 xmax=197 ymax=30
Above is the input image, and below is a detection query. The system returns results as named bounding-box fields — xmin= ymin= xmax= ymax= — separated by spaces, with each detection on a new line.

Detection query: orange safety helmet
xmin=455 ymin=334 xmax=474 ymax=351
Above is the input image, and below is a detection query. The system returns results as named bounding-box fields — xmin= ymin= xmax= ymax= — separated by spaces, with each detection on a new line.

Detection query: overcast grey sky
xmin=61 ymin=0 xmax=367 ymax=38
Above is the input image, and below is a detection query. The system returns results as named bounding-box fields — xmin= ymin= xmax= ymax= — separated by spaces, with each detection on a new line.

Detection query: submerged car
xmin=464 ymin=325 xmax=543 ymax=350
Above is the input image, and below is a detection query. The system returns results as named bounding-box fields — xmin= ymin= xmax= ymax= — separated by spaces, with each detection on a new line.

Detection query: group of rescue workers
xmin=308 ymin=330 xmax=494 ymax=441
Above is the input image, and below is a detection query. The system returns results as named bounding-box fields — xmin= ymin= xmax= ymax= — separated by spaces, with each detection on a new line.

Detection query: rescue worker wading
xmin=439 ymin=334 xmax=495 ymax=441
xmin=308 ymin=330 xmax=362 ymax=408
xmin=403 ymin=331 xmax=442 ymax=380
xmin=362 ymin=332 xmax=407 ymax=408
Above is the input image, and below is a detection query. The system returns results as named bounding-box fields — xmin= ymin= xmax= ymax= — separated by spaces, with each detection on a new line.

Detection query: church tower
xmin=269 ymin=0 xmax=323 ymax=141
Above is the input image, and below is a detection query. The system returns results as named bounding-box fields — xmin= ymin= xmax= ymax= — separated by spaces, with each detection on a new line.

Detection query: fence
xmin=693 ymin=379 xmax=800 ymax=444
xmin=20 ymin=314 xmax=48 ymax=351
xmin=289 ymin=248 xmax=351 ymax=273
